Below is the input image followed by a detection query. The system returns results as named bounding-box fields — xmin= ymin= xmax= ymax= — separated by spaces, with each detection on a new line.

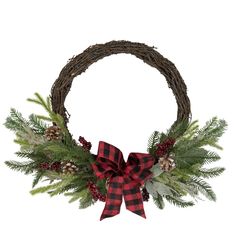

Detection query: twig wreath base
xmin=4 ymin=41 xmax=227 ymax=220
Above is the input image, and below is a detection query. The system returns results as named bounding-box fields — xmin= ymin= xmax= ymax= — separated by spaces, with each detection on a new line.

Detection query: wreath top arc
xmin=4 ymin=41 xmax=227 ymax=220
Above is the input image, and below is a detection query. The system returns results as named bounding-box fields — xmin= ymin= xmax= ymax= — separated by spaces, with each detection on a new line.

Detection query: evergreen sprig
xmin=197 ymin=167 xmax=225 ymax=178
xmin=153 ymin=193 xmax=165 ymax=209
xmin=4 ymin=93 xmax=98 ymax=208
xmin=5 ymin=160 xmax=36 ymax=174
xmin=27 ymin=93 xmax=65 ymax=131
xmin=4 ymin=93 xmax=227 ymax=213
xmin=189 ymin=177 xmax=216 ymax=201
xmin=146 ymin=118 xmax=226 ymax=209
xmin=165 ymin=195 xmax=195 ymax=208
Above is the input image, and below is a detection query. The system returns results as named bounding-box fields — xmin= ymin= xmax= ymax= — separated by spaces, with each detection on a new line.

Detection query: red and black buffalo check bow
xmin=92 ymin=141 xmax=154 ymax=220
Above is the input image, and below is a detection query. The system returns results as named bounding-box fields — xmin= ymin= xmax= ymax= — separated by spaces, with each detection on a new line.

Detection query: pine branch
xmin=190 ymin=177 xmax=216 ymax=201
xmin=147 ymin=131 xmax=160 ymax=155
xmin=174 ymin=117 xmax=227 ymax=153
xmin=182 ymin=120 xmax=199 ymax=139
xmin=5 ymin=160 xmax=36 ymax=174
xmin=66 ymin=187 xmax=88 ymax=203
xmin=14 ymin=127 xmax=46 ymax=150
xmin=29 ymin=114 xmax=48 ymax=134
xmin=175 ymin=148 xmax=221 ymax=169
xmin=15 ymin=151 xmax=34 ymax=159
xmin=27 ymin=93 xmax=51 ymax=113
xmin=30 ymin=175 xmax=76 ymax=196
xmin=197 ymin=167 xmax=225 ymax=178
xmin=35 ymin=115 xmax=52 ymax=122
xmin=4 ymin=108 xmax=28 ymax=132
xmin=79 ymin=189 xmax=94 ymax=209
xmin=197 ymin=117 xmax=227 ymax=149
xmin=202 ymin=151 xmax=221 ymax=164
xmin=30 ymin=181 xmax=63 ymax=195
xmin=153 ymin=193 xmax=165 ymax=209
xmin=167 ymin=119 xmax=189 ymax=139
xmin=165 ymin=195 xmax=194 ymax=207
xmin=32 ymin=171 xmax=44 ymax=188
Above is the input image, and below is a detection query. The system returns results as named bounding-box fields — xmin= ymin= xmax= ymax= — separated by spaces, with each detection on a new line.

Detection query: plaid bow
xmin=92 ymin=141 xmax=154 ymax=220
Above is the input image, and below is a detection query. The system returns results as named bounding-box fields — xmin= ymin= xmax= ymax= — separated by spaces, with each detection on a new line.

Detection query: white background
xmin=0 ymin=0 xmax=236 ymax=235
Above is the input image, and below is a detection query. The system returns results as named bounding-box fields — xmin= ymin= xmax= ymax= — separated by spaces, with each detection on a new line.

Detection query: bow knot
xmin=92 ymin=141 xmax=154 ymax=220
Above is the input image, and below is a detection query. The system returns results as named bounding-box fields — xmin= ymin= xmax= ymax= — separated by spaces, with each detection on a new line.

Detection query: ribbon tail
xmin=123 ymin=180 xmax=146 ymax=219
xmin=100 ymin=176 xmax=123 ymax=221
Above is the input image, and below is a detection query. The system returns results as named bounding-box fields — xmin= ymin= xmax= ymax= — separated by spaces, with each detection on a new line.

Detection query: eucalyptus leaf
xmin=146 ymin=180 xmax=173 ymax=197
xmin=150 ymin=164 xmax=163 ymax=177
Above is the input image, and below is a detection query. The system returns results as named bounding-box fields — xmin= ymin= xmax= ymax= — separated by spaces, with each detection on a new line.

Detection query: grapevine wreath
xmin=5 ymin=41 xmax=227 ymax=220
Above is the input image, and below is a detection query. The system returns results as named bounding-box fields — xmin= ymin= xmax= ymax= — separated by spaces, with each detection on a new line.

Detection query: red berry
xmin=79 ymin=136 xmax=92 ymax=151
xmin=88 ymin=181 xmax=106 ymax=202
xmin=156 ymin=138 xmax=176 ymax=157
xmin=39 ymin=162 xmax=50 ymax=170
xmin=50 ymin=162 xmax=61 ymax=171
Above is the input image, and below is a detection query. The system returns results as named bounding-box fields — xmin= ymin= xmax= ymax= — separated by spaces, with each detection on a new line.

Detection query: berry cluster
xmin=156 ymin=138 xmax=175 ymax=157
xmin=142 ymin=188 xmax=150 ymax=202
xmin=39 ymin=161 xmax=61 ymax=171
xmin=88 ymin=181 xmax=106 ymax=202
xmin=79 ymin=136 xmax=92 ymax=151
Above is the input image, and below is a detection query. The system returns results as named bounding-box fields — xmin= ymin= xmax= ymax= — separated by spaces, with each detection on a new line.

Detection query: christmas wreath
xmin=4 ymin=41 xmax=227 ymax=220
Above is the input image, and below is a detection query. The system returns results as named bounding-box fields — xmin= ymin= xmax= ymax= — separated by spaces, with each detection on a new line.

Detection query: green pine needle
xmin=30 ymin=181 xmax=63 ymax=195
xmin=165 ymin=195 xmax=195 ymax=208
xmin=27 ymin=93 xmax=51 ymax=113
xmin=29 ymin=114 xmax=48 ymax=134
xmin=197 ymin=167 xmax=225 ymax=178
xmin=153 ymin=193 xmax=165 ymax=209
xmin=32 ymin=171 xmax=44 ymax=188
xmin=147 ymin=131 xmax=160 ymax=154
xmin=5 ymin=160 xmax=36 ymax=174
xmin=167 ymin=119 xmax=189 ymax=139
xmin=4 ymin=108 xmax=28 ymax=132
xmin=190 ymin=177 xmax=216 ymax=201
xmin=79 ymin=189 xmax=94 ymax=209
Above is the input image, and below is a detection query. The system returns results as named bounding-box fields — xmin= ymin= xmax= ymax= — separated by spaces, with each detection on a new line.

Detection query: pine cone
xmin=61 ymin=161 xmax=79 ymax=174
xmin=158 ymin=154 xmax=176 ymax=172
xmin=44 ymin=125 xmax=62 ymax=141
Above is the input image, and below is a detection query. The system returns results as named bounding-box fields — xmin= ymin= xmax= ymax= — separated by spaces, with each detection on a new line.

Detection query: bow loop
xmin=92 ymin=141 xmax=154 ymax=220
xmin=126 ymin=152 xmax=155 ymax=185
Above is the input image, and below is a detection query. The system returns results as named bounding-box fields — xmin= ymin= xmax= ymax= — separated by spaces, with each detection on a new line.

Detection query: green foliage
xmin=147 ymin=117 xmax=226 ymax=209
xmin=153 ymin=193 xmax=165 ymax=209
xmin=96 ymin=179 xmax=107 ymax=195
xmin=167 ymin=119 xmax=189 ymax=139
xmin=32 ymin=171 xmax=44 ymax=188
xmin=30 ymin=175 xmax=95 ymax=208
xmin=27 ymin=93 xmax=65 ymax=131
xmin=147 ymin=131 xmax=161 ymax=155
xmin=78 ymin=189 xmax=94 ymax=209
xmin=5 ymin=160 xmax=36 ymax=174
xmin=197 ymin=167 xmax=225 ymax=178
xmin=175 ymin=117 xmax=227 ymax=153
xmin=174 ymin=148 xmax=221 ymax=168
xmin=5 ymin=94 xmax=227 ymax=213
xmin=165 ymin=195 xmax=194 ymax=208
xmin=29 ymin=114 xmax=48 ymax=134
xmin=5 ymin=93 xmax=98 ymax=209
xmin=189 ymin=177 xmax=216 ymax=201
xmin=30 ymin=181 xmax=65 ymax=195
xmin=4 ymin=108 xmax=28 ymax=132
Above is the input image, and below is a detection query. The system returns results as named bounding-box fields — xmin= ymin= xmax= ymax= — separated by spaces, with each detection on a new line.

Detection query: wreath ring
xmin=51 ymin=40 xmax=191 ymax=129
xmin=5 ymin=40 xmax=226 ymax=220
